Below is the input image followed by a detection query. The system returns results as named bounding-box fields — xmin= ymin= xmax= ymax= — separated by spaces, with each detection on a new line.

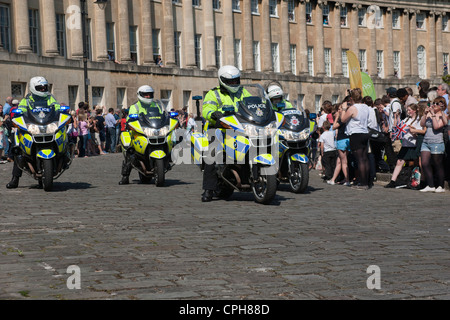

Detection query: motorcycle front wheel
xmin=289 ymin=162 xmax=309 ymax=194
xmin=252 ymin=169 xmax=277 ymax=205
xmin=42 ymin=159 xmax=54 ymax=191
xmin=154 ymin=158 xmax=165 ymax=187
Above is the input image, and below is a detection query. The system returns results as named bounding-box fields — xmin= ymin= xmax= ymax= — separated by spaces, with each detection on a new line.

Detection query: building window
xmin=172 ymin=0 xmax=180 ymax=3
xmin=290 ymin=44 xmax=296 ymax=74
xmin=358 ymin=8 xmax=366 ymax=26
xmin=11 ymin=82 xmax=26 ymax=99
xmin=288 ymin=0 xmax=295 ymax=21
xmin=232 ymin=0 xmax=240 ymax=11
xmin=253 ymin=41 xmax=261 ymax=71
xmin=307 ymin=46 xmax=314 ymax=76
xmin=269 ymin=0 xmax=277 ymax=17
xmin=251 ymin=0 xmax=259 ymax=14
xmin=117 ymin=88 xmax=126 ymax=109
xmin=192 ymin=0 xmax=201 ymax=7
xmin=342 ymin=49 xmax=348 ymax=77
xmin=392 ymin=10 xmax=400 ymax=29
xmin=394 ymin=51 xmax=401 ymax=78
xmin=152 ymin=29 xmax=161 ymax=62
xmin=271 ymin=42 xmax=279 ymax=72
xmin=29 ymin=9 xmax=40 ymax=54
xmin=297 ymin=94 xmax=305 ymax=109
xmin=129 ymin=26 xmax=138 ymax=63
xmin=68 ymin=86 xmax=78 ymax=110
xmin=183 ymin=91 xmax=191 ymax=111
xmin=92 ymin=87 xmax=104 ymax=106
xmin=213 ymin=0 xmax=221 ymax=10
xmin=443 ymin=53 xmax=449 ymax=75
xmin=332 ymin=95 xmax=339 ymax=104
xmin=194 ymin=34 xmax=202 ymax=69
xmin=106 ymin=23 xmax=115 ymax=61
xmin=215 ymin=36 xmax=222 ymax=68
xmin=417 ymin=46 xmax=426 ymax=79
xmin=416 ymin=13 xmax=426 ymax=30
xmin=323 ymin=4 xmax=330 ymax=26
xmin=443 ymin=16 xmax=449 ymax=32
xmin=377 ymin=50 xmax=384 ymax=78
xmin=55 ymin=14 xmax=66 ymax=57
xmin=174 ymin=31 xmax=181 ymax=67
xmin=315 ymin=95 xmax=322 ymax=113
xmin=359 ymin=49 xmax=367 ymax=72
xmin=234 ymin=39 xmax=242 ymax=70
xmin=340 ymin=6 xmax=347 ymax=27
xmin=161 ymin=90 xmax=172 ymax=111
xmin=0 ymin=5 xmax=11 ymax=52
xmin=324 ymin=48 xmax=331 ymax=77
xmin=306 ymin=2 xmax=312 ymax=24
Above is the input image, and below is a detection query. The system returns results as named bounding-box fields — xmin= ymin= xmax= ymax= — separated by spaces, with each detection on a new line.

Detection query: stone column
xmin=410 ymin=10 xmax=418 ymax=77
xmin=94 ymin=4 xmax=108 ymax=61
xmin=242 ymin=0 xmax=254 ymax=71
xmin=66 ymin=0 xmax=83 ymax=58
xmin=315 ymin=1 xmax=326 ymax=76
xmin=428 ymin=12 xmax=437 ymax=78
xmin=117 ymin=0 xmax=132 ymax=63
xmin=261 ymin=0 xmax=272 ymax=71
xmin=350 ymin=3 xmax=360 ymax=55
xmin=12 ymin=0 xmax=32 ymax=53
xmin=385 ymin=7 xmax=395 ymax=78
xmin=436 ymin=12 xmax=444 ymax=77
xmin=140 ymin=0 xmax=154 ymax=65
xmin=40 ymin=0 xmax=59 ymax=56
xmin=280 ymin=0 xmax=291 ymax=73
xmin=369 ymin=16 xmax=377 ymax=78
xmin=297 ymin=1 xmax=308 ymax=75
xmin=183 ymin=0 xmax=196 ymax=68
xmin=203 ymin=0 xmax=216 ymax=70
xmin=402 ymin=9 xmax=411 ymax=78
xmin=223 ymin=0 xmax=235 ymax=66
xmin=162 ymin=0 xmax=176 ymax=67
xmin=333 ymin=2 xmax=343 ymax=76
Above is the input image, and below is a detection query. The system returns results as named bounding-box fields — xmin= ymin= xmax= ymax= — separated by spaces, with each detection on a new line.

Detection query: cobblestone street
xmin=0 ymin=153 xmax=449 ymax=300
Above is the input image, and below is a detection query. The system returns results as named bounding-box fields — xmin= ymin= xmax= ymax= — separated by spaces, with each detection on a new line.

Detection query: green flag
xmin=361 ymin=72 xmax=376 ymax=101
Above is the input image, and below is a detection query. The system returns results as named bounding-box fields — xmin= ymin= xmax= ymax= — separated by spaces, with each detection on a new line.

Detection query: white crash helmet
xmin=267 ymin=85 xmax=284 ymax=100
xmin=218 ymin=65 xmax=241 ymax=93
xmin=137 ymin=85 xmax=154 ymax=104
xmin=30 ymin=76 xmax=50 ymax=98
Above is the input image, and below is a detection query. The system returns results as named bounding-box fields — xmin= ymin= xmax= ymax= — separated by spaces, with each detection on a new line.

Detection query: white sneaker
xmin=343 ymin=182 xmax=351 ymax=186
xmin=420 ymin=186 xmax=436 ymax=192
xmin=327 ymin=180 xmax=336 ymax=185
xmin=434 ymin=186 xmax=445 ymax=193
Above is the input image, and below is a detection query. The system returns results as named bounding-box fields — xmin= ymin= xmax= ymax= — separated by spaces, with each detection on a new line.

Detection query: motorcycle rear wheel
xmin=42 ymin=159 xmax=54 ymax=191
xmin=252 ymin=171 xmax=277 ymax=205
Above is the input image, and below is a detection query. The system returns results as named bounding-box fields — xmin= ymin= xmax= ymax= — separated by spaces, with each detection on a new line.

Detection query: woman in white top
xmin=384 ymin=104 xmax=425 ymax=188
xmin=341 ymin=88 xmax=371 ymax=190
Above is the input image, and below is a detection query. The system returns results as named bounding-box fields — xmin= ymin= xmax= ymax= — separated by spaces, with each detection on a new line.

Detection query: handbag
xmin=368 ymin=128 xmax=386 ymax=143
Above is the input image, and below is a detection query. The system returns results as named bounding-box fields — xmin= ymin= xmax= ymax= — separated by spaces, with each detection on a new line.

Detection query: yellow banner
xmin=346 ymin=50 xmax=362 ymax=90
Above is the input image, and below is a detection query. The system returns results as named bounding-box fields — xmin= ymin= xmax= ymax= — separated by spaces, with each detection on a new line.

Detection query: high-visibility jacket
xmin=18 ymin=93 xmax=60 ymax=113
xmin=126 ymin=100 xmax=164 ymax=122
xmin=202 ymin=86 xmax=252 ymax=125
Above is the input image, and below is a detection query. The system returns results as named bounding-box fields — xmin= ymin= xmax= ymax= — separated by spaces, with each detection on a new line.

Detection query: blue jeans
xmin=108 ymin=127 xmax=116 ymax=153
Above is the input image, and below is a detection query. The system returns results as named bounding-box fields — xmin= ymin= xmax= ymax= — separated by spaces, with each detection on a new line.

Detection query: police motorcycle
xmin=11 ymin=103 xmax=73 ymax=191
xmin=120 ymin=99 xmax=179 ymax=186
xmin=192 ymin=84 xmax=285 ymax=204
xmin=277 ymin=102 xmax=310 ymax=193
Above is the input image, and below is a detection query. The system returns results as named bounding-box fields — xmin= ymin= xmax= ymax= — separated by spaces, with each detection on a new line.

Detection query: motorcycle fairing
xmin=150 ymin=150 xmax=166 ymax=159
xmin=290 ymin=153 xmax=308 ymax=163
xmin=37 ymin=149 xmax=56 ymax=159
xmin=120 ymin=131 xmax=132 ymax=148
xmin=253 ymin=154 xmax=275 ymax=166
xmin=12 ymin=116 xmax=28 ymax=131
xmin=19 ymin=133 xmax=33 ymax=155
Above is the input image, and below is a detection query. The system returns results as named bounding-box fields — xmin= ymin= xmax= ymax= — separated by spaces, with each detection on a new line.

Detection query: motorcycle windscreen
xmin=139 ymin=108 xmax=170 ymax=129
xmin=281 ymin=109 xmax=309 ymax=132
xmin=26 ymin=101 xmax=58 ymax=125
xmin=237 ymin=96 xmax=275 ymax=126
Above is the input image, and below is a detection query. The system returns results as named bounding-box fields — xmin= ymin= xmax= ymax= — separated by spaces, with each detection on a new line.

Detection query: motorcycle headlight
xmin=144 ymin=125 xmax=170 ymax=137
xmin=27 ymin=124 xmax=41 ymax=135
xmin=46 ymin=122 xmax=59 ymax=134
xmin=243 ymin=122 xmax=277 ymax=137
xmin=280 ymin=128 xmax=310 ymax=141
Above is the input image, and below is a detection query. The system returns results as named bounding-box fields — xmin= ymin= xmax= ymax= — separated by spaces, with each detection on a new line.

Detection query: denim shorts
xmin=336 ymin=138 xmax=350 ymax=151
xmin=420 ymin=141 xmax=445 ymax=154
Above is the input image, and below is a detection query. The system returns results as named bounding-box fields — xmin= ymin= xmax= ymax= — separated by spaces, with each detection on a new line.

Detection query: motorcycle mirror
xmin=170 ymin=112 xmax=179 ymax=118
xmin=60 ymin=105 xmax=70 ymax=113
xmin=129 ymin=114 xmax=139 ymax=120
xmin=11 ymin=108 xmax=23 ymax=117
xmin=277 ymin=102 xmax=286 ymax=109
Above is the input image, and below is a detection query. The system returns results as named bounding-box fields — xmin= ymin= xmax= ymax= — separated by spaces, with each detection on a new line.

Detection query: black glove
xmin=211 ymin=111 xmax=224 ymax=121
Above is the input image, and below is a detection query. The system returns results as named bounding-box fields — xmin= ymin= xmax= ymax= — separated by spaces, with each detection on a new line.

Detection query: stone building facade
xmin=0 ymin=0 xmax=450 ymax=114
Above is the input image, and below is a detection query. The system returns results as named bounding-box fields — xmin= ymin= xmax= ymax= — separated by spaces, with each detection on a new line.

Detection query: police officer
xmin=6 ymin=76 xmax=61 ymax=189
xmin=118 ymin=85 xmax=163 ymax=185
xmin=267 ymin=85 xmax=294 ymax=111
xmin=201 ymin=65 xmax=251 ymax=202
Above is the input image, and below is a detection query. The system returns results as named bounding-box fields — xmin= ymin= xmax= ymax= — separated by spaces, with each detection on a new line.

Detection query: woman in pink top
xmin=78 ymin=113 xmax=90 ymax=157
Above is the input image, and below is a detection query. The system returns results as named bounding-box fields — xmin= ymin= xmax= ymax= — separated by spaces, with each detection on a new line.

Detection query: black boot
xmin=6 ymin=176 xmax=19 ymax=189
xmin=119 ymin=176 xmax=129 ymax=185
xmin=201 ymin=190 xmax=214 ymax=202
